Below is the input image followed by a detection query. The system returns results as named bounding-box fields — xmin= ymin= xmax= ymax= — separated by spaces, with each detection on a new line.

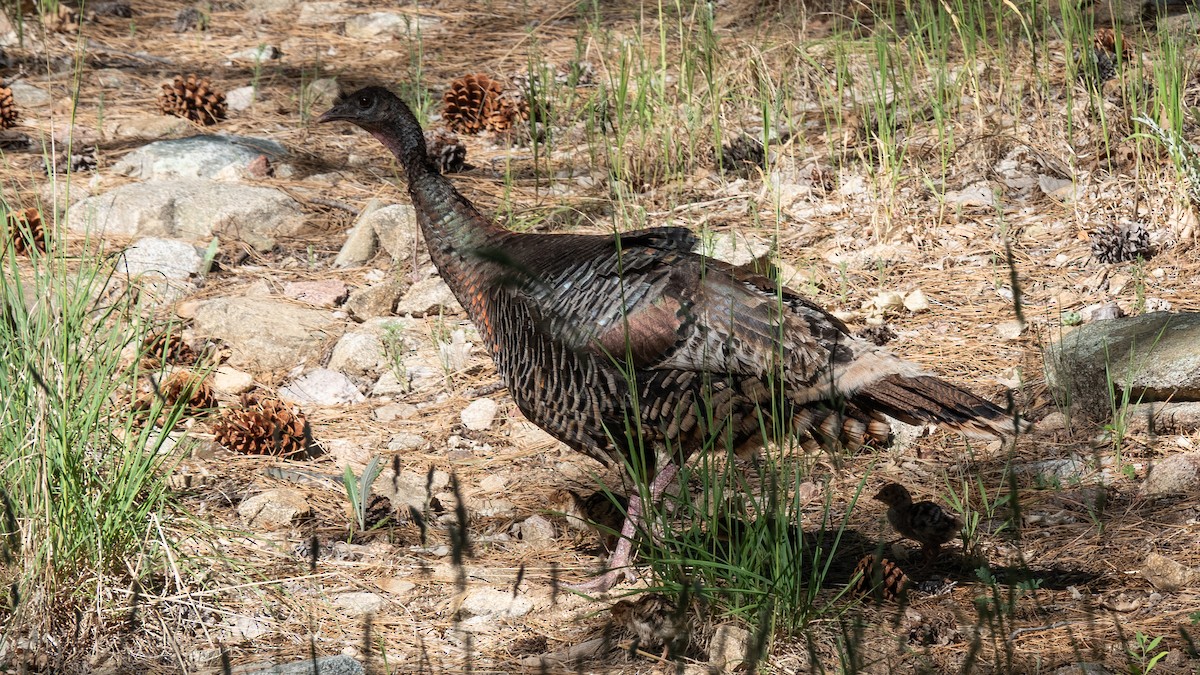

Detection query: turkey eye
xmin=357 ymin=95 xmax=371 ymax=109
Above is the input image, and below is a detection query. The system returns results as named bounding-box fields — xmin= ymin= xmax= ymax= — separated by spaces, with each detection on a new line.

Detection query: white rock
xmin=225 ymin=86 xmax=256 ymax=112
xmin=112 ymin=135 xmax=287 ymax=180
xmin=279 ymin=368 xmax=365 ymax=406
xmin=118 ymin=237 xmax=203 ymax=280
xmin=395 ymin=277 xmax=462 ymax=317
xmin=237 ymin=489 xmax=311 ymax=529
xmin=516 ymin=515 xmax=555 ymax=544
xmin=869 ymin=291 xmax=904 ymax=313
xmin=709 ymin=623 xmax=753 ymax=670
xmin=334 ymin=592 xmax=385 ymax=617
xmin=461 ymin=399 xmax=498 ymax=430
xmin=388 ymin=433 xmax=427 ymax=451
xmin=460 ymin=588 xmax=533 ymax=618
xmin=996 ymin=320 xmax=1025 ymax=340
xmin=212 ymin=365 xmax=255 ymax=394
xmin=903 ymin=289 xmax=930 ymax=313
xmin=945 ymin=181 xmax=995 ymax=207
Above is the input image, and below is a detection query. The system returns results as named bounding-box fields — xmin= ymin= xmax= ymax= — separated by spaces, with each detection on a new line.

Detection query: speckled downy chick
xmin=610 ymin=593 xmax=691 ymax=659
xmin=874 ymin=482 xmax=961 ymax=561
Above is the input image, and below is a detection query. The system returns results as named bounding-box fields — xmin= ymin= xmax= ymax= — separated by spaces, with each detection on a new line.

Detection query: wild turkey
xmin=318 ymin=86 xmax=1025 ymax=593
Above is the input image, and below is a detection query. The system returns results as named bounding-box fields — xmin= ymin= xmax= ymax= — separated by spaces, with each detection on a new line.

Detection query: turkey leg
xmin=567 ymin=462 xmax=680 ymax=594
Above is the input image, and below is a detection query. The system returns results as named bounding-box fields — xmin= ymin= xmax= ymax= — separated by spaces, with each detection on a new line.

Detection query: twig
xmin=1008 ymin=620 xmax=1089 ymax=642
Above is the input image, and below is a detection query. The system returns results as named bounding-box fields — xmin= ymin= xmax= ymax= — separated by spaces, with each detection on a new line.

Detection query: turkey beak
xmin=316 ymin=104 xmax=350 ymax=124
xmin=872 ymin=489 xmax=886 ymax=502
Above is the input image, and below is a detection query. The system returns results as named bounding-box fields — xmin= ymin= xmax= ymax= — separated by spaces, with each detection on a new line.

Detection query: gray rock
xmin=226 ymin=45 xmax=281 ymax=64
xmin=329 ymin=330 xmax=389 ymax=379
xmin=279 ymin=368 xmax=364 ymax=406
xmin=363 ymin=204 xmax=419 ymax=262
xmin=103 ymin=115 xmax=191 ymax=141
xmin=118 ymin=237 xmax=203 ymax=280
xmin=193 ymin=297 xmax=337 ymax=373
xmin=515 ymin=514 xmax=555 ymax=544
xmin=1045 ymin=312 xmax=1200 ymax=420
xmin=709 ymin=623 xmax=754 ymax=671
xmin=212 ymin=365 xmax=255 ymax=394
xmin=225 ymin=86 xmax=256 ymax=112
xmin=68 ymin=180 xmax=304 ymax=250
xmin=460 ymin=588 xmax=533 ymax=618
xmin=238 ymin=489 xmax=311 ymax=529
xmin=344 ymin=11 xmax=437 ymax=38
xmin=374 ymin=403 xmax=417 ymax=422
xmin=112 ymin=135 xmax=287 ymax=180
xmin=1016 ymin=456 xmax=1093 ymax=486
xmin=242 ymin=0 xmax=297 ymax=12
xmin=283 ymin=280 xmax=348 ymax=307
xmin=381 ymin=468 xmax=450 ymax=510
xmin=395 ymin=277 xmax=462 ymax=317
xmin=387 ymin=433 xmax=427 ymax=451
xmin=303 ymin=77 xmax=340 ymax=112
xmin=1142 ymin=552 xmax=1200 ymax=592
xmin=9 ymin=81 xmax=52 ymax=108
xmin=244 ymin=655 xmax=364 ymax=675
xmin=371 ymin=370 xmax=411 ymax=397
xmin=345 ymin=279 xmax=403 ymax=320
xmin=333 ymin=592 xmax=385 ymax=617
xmin=461 ymin=399 xmax=498 ymax=431
xmin=333 ymin=201 xmax=382 ymax=268
xmin=1052 ymin=664 xmax=1111 ymax=675
xmin=1139 ymin=452 xmax=1200 ymax=498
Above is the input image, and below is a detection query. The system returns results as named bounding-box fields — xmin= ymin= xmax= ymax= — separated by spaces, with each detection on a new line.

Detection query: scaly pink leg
xmin=567 ymin=463 xmax=680 ymax=594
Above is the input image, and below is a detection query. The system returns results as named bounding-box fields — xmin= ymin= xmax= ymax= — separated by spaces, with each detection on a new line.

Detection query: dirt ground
xmin=4 ymin=0 xmax=1200 ymax=672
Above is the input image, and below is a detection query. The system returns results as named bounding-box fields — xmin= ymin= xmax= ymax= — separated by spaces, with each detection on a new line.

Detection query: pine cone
xmin=484 ymin=89 xmax=530 ymax=133
xmin=851 ymin=554 xmax=910 ymax=604
xmin=132 ymin=370 xmax=215 ymax=426
xmin=44 ymin=146 xmax=98 ymax=176
xmin=442 ymin=74 xmax=503 ymax=135
xmin=158 ymin=75 xmax=226 ymax=126
xmin=212 ymin=392 xmax=311 ymax=456
xmin=716 ymin=134 xmax=766 ymax=176
xmin=1090 ymin=222 xmax=1152 ymax=263
xmin=5 ymin=208 xmax=46 ymax=256
xmin=140 ymin=330 xmax=198 ymax=370
xmin=0 ymin=84 xmax=18 ymax=130
xmin=424 ymin=129 xmax=467 ymax=174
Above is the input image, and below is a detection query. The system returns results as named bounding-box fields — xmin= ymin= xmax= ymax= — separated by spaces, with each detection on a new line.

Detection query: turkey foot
xmin=567 ymin=463 xmax=679 ymax=595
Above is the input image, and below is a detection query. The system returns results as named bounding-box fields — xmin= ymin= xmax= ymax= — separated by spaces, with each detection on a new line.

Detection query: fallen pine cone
xmin=211 ymin=392 xmax=311 ymax=456
xmin=851 ymin=554 xmax=910 ymax=604
xmin=158 ymin=74 xmax=226 ymax=125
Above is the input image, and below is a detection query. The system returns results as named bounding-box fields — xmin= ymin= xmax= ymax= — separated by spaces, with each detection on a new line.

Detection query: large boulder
xmin=1045 ymin=312 xmax=1200 ymax=420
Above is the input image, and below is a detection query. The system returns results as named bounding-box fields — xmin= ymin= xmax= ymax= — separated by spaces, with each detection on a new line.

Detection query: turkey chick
xmin=874 ymin=482 xmax=961 ymax=562
xmin=610 ymin=593 xmax=690 ymax=659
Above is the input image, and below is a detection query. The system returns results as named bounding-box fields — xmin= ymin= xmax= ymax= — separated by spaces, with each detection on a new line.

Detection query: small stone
xmin=118 ymin=238 xmax=203 ymax=280
xmin=1141 ymin=552 xmax=1200 ymax=592
xmin=903 ymin=289 xmax=930 ymax=313
xmin=279 ymin=368 xmax=365 ymax=406
xmin=374 ymin=403 xmax=417 ymax=422
xmin=242 ymin=655 xmax=364 ymax=675
xmin=395 ymin=277 xmax=462 ymax=317
xmin=460 ymin=588 xmax=533 ymax=618
xmin=8 ymin=81 xmax=52 ymax=108
xmin=945 ymin=181 xmax=995 ymax=207
xmin=378 ymin=578 xmax=415 ymax=596
xmin=212 ymin=365 xmax=255 ymax=394
xmin=1139 ymin=452 xmax=1200 ymax=498
xmin=226 ymin=45 xmax=281 ymax=63
xmin=334 ymin=592 xmax=385 ymax=617
xmin=283 ymin=280 xmax=349 ymax=307
xmin=996 ymin=320 xmax=1025 ymax=340
xmin=708 ymin=623 xmax=753 ymax=670
xmin=1080 ymin=302 xmax=1123 ymax=323
xmin=461 ymin=399 xmax=498 ymax=430
xmin=237 ymin=489 xmax=311 ymax=529
xmin=387 ymin=433 xmax=427 ymax=451
xmin=870 ymin=291 xmax=904 ymax=313
xmin=225 ymin=86 xmax=256 ymax=111
xmin=479 ymin=475 xmax=507 ymax=492
xmin=303 ymin=77 xmax=340 ymax=112
xmin=345 ymin=280 xmax=404 ymax=320
xmin=516 ymin=514 xmax=555 ymax=544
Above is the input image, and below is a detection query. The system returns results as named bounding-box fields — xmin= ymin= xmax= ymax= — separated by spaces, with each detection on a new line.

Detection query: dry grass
xmin=3 ymin=0 xmax=1200 ymax=671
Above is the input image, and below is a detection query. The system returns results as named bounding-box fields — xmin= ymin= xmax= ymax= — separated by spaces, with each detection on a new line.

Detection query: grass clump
xmin=0 ymin=222 xmax=186 ymax=659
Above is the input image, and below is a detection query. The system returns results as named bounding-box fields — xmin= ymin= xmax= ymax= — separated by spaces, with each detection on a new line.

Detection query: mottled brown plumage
xmin=874 ymin=482 xmax=961 ymax=561
xmin=319 ymin=86 xmax=1022 ymax=592
xmin=610 ymin=593 xmax=690 ymax=658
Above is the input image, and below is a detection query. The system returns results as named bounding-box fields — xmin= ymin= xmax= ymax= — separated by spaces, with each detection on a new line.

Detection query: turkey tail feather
xmin=856 ymin=374 xmax=1025 ymax=439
